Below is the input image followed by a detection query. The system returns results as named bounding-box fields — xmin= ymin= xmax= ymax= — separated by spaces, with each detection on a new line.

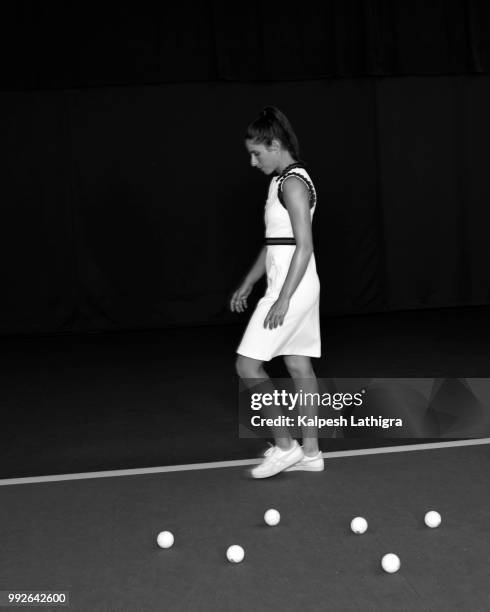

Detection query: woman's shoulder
xmin=278 ymin=163 xmax=315 ymax=190
xmin=277 ymin=162 xmax=314 ymax=184
xmin=276 ymin=163 xmax=317 ymax=208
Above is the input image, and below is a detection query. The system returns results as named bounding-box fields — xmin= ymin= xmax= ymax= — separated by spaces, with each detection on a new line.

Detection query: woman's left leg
xmin=283 ymin=355 xmax=320 ymax=456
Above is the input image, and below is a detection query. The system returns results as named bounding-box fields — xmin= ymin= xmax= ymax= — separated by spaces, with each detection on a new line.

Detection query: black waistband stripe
xmin=265 ymin=237 xmax=296 ymax=245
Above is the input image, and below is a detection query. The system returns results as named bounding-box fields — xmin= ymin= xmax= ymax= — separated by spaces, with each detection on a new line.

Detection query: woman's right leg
xmin=235 ymin=354 xmax=293 ymax=450
xmin=283 ymin=355 xmax=320 ymax=456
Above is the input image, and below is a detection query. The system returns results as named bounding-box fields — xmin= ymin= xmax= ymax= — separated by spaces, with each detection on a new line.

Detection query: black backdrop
xmin=2 ymin=3 xmax=490 ymax=335
xmin=2 ymin=2 xmax=490 ymax=90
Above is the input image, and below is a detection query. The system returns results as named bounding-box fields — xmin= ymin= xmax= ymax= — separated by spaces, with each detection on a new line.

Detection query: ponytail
xmin=245 ymin=106 xmax=301 ymax=160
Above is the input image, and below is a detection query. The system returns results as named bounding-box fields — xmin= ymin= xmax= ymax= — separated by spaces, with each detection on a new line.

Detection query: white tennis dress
xmin=236 ymin=163 xmax=321 ymax=361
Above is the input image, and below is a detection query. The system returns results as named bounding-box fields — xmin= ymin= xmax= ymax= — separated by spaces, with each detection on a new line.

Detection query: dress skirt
xmin=236 ymin=245 xmax=321 ymax=361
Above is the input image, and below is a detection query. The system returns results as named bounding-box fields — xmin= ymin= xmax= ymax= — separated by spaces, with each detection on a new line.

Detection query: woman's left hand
xmin=264 ymin=297 xmax=290 ymax=329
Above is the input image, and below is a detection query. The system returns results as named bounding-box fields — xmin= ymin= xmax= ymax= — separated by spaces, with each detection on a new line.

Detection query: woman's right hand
xmin=230 ymin=282 xmax=254 ymax=312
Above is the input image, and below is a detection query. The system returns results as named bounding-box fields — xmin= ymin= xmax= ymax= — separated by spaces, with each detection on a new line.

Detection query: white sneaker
xmin=285 ymin=449 xmax=324 ymax=472
xmin=250 ymin=441 xmax=304 ymax=479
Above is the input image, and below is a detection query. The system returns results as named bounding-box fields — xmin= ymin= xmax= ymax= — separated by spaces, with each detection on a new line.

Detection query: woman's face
xmin=245 ymin=139 xmax=278 ymax=175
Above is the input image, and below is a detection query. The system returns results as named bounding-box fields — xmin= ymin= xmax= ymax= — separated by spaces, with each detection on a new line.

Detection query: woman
xmin=231 ymin=106 xmax=323 ymax=478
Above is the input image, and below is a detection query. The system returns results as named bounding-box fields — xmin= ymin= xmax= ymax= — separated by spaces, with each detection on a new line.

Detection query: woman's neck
xmin=276 ymin=155 xmax=298 ymax=175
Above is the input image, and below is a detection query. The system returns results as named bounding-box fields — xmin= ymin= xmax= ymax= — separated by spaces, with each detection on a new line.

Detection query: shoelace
xmin=260 ymin=445 xmax=279 ymax=465
xmin=263 ymin=443 xmax=275 ymax=456
xmin=260 ymin=444 xmax=298 ymax=468
xmin=264 ymin=443 xmax=300 ymax=455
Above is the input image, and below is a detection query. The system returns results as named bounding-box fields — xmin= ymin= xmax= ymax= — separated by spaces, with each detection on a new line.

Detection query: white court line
xmin=1 ymin=438 xmax=489 ymax=487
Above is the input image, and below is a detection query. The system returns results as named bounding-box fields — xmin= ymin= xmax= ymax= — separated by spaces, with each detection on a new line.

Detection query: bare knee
xmin=235 ymin=355 xmax=265 ymax=379
xmin=283 ymin=355 xmax=315 ymax=378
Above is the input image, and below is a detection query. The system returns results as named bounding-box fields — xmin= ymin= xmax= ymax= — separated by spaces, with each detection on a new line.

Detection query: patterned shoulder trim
xmin=277 ymin=162 xmax=305 ymax=178
xmin=277 ymin=170 xmax=317 ymax=209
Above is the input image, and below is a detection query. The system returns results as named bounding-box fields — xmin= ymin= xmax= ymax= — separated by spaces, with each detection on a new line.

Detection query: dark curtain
xmin=2 ymin=2 xmax=490 ymax=92
xmin=2 ymin=75 xmax=490 ymax=335
xmin=2 ymin=3 xmax=490 ymax=334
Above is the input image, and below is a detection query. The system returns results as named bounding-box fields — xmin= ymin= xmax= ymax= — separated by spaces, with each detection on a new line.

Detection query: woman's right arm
xmin=243 ymin=246 xmax=267 ymax=285
xmin=230 ymin=246 xmax=267 ymax=312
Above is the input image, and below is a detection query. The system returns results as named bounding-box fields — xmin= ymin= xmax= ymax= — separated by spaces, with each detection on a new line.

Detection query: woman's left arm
xmin=263 ymin=177 xmax=313 ymax=329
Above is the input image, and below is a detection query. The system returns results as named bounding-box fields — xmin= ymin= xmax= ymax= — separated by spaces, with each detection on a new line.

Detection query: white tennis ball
xmin=424 ymin=510 xmax=441 ymax=528
xmin=157 ymin=531 xmax=174 ymax=549
xmin=264 ymin=509 xmax=281 ymax=526
xmin=381 ymin=553 xmax=401 ymax=573
xmin=350 ymin=516 xmax=368 ymax=534
xmin=226 ymin=545 xmax=245 ymax=563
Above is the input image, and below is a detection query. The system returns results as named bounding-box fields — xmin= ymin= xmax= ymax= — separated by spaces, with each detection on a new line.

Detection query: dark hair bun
xmin=246 ymin=106 xmax=301 ymax=160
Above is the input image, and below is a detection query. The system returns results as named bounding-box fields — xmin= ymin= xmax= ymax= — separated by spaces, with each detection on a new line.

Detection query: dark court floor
xmin=1 ymin=305 xmax=489 ymax=479
xmin=1 ymin=444 xmax=489 ymax=611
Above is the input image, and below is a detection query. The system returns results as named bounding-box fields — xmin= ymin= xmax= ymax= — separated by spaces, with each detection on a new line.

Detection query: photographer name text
xmin=250 ymin=415 xmax=403 ymax=429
